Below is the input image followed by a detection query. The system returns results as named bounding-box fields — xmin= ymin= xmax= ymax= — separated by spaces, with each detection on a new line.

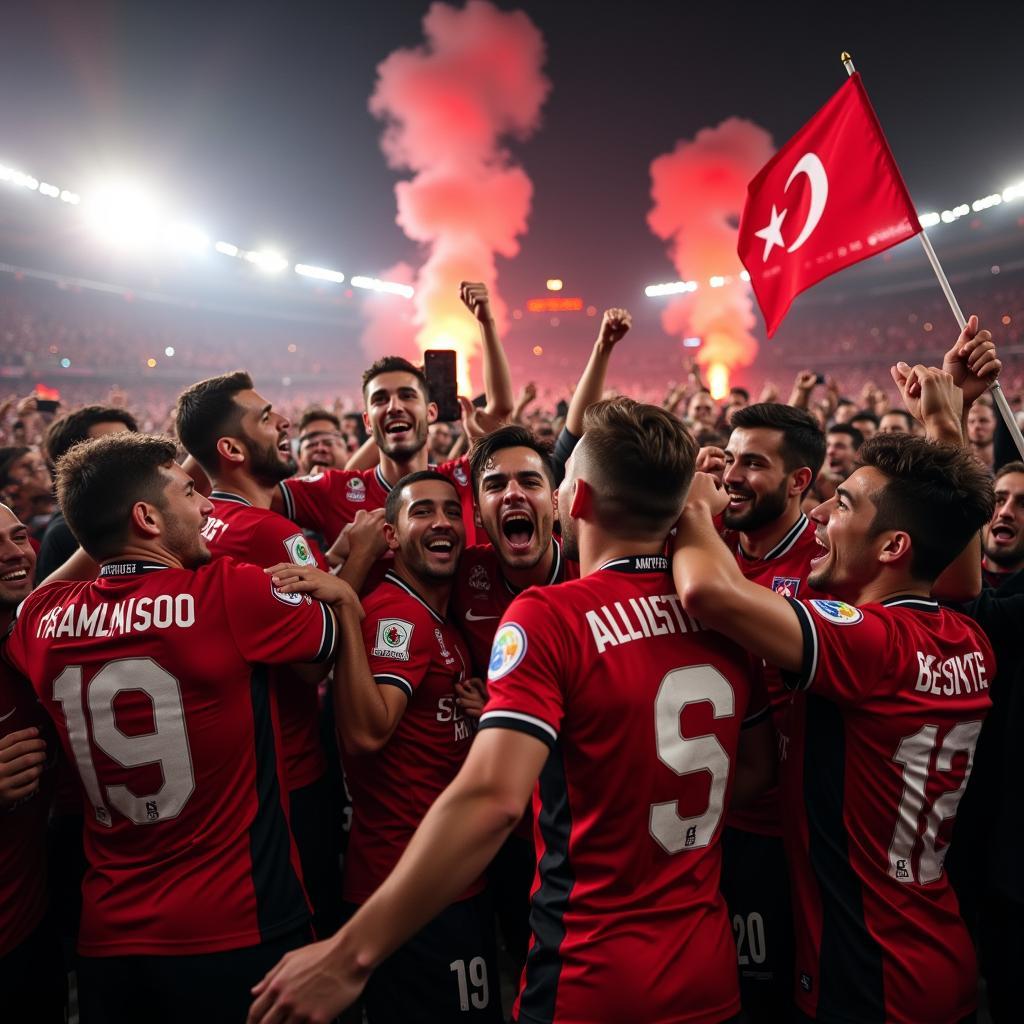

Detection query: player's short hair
xmin=384 ymin=470 xmax=457 ymax=525
xmin=859 ymin=433 xmax=995 ymax=582
xmin=361 ymin=357 xmax=428 ymax=401
xmin=57 ymin=433 xmax=179 ymax=561
xmin=994 ymin=460 xmax=1024 ymax=484
xmin=850 ymin=409 xmax=880 ymax=428
xmin=44 ymin=405 xmax=139 ymax=467
xmin=298 ymin=407 xmax=340 ymax=434
xmin=880 ymin=409 xmax=916 ymax=432
xmin=729 ymin=387 xmax=750 ymax=402
xmin=828 ymin=422 xmax=864 ymax=449
xmin=175 ymin=371 xmax=253 ymax=475
xmin=729 ymin=403 xmax=826 ymax=487
xmin=0 ymin=446 xmax=31 ymax=487
xmin=468 ymin=425 xmax=555 ymax=495
xmin=577 ymin=398 xmax=698 ymax=538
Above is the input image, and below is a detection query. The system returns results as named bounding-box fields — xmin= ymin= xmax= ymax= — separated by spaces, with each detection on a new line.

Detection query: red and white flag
xmin=738 ymin=74 xmax=921 ymax=336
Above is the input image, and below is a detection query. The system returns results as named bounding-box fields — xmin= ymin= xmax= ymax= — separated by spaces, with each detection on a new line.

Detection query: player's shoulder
xmin=437 ymin=454 xmax=471 ymax=489
xmin=364 ymin=571 xmax=440 ymax=626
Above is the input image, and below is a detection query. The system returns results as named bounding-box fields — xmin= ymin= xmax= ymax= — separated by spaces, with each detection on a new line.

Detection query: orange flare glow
xmin=708 ymin=362 xmax=730 ymax=400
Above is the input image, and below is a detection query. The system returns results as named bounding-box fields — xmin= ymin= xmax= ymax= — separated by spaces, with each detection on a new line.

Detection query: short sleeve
xmin=278 ymin=472 xmax=343 ymax=537
xmin=222 ymin=561 xmax=337 ymax=666
xmin=361 ymin=607 xmax=432 ymax=700
xmin=785 ymin=598 xmax=888 ymax=704
xmin=478 ymin=589 xmax=569 ymax=750
xmin=252 ymin=517 xmax=327 ymax=571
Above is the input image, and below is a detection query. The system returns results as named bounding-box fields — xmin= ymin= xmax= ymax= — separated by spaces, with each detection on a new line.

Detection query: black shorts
xmin=76 ymin=926 xmax=310 ymax=1024
xmin=348 ymin=891 xmax=503 ymax=1024
xmin=290 ymin=773 xmax=345 ymax=938
xmin=0 ymin=916 xmax=67 ymax=1024
xmin=720 ymin=826 xmax=794 ymax=1021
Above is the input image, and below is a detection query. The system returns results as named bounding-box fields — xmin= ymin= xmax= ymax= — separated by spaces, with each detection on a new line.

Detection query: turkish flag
xmin=738 ymin=74 xmax=921 ymax=337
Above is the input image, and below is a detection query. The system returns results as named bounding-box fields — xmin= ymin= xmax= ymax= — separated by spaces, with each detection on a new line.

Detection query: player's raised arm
xmin=673 ymin=472 xmax=805 ymax=673
xmin=460 ymin=281 xmax=514 ymax=419
xmin=248 ymin=726 xmax=546 ymax=1024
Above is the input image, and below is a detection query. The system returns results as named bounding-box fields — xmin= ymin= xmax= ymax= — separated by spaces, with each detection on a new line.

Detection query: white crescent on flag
xmin=753 ymin=151 xmax=829 ymax=262
xmin=784 ymin=152 xmax=829 ymax=253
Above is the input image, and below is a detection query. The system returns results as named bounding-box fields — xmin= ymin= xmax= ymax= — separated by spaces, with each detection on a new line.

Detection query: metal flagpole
xmin=840 ymin=51 xmax=1024 ymax=459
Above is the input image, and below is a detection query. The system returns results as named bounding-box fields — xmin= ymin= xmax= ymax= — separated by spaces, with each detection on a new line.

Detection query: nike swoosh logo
xmin=465 ymin=610 xmax=498 ymax=622
xmin=0 ymin=707 xmax=16 ymax=723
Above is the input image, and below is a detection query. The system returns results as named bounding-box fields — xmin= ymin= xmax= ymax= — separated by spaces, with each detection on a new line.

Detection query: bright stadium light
xmin=709 ymin=275 xmax=726 ymax=288
xmin=644 ymin=280 xmax=697 ymax=297
xmin=350 ymin=275 xmax=414 ymax=298
xmin=38 ymin=182 xmax=60 ymax=198
xmin=83 ymin=181 xmax=163 ymax=247
xmin=295 ymin=263 xmax=345 ymax=283
xmin=1003 ymin=182 xmax=1024 ymax=202
xmin=214 ymin=240 xmax=240 ymax=257
xmin=165 ymin=222 xmax=210 ymax=253
xmin=245 ymin=249 xmax=288 ymax=273
xmin=918 ymin=212 xmax=941 ymax=227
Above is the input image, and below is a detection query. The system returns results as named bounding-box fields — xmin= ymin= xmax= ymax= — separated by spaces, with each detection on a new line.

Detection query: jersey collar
xmin=383 ymin=569 xmax=445 ymax=624
xmin=599 ymin=554 xmax=670 ymax=574
xmin=738 ymin=513 xmax=809 ymax=563
xmin=100 ymin=561 xmax=171 ymax=578
xmin=501 ymin=540 xmax=563 ymax=596
xmin=209 ymin=490 xmax=252 ymax=506
xmin=880 ymin=595 xmax=940 ymax=612
xmin=375 ymin=465 xmax=391 ymax=493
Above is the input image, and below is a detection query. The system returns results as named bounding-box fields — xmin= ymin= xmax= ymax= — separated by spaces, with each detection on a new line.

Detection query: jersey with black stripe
xmin=479 ymin=555 xmax=763 ymax=1024
xmin=203 ymin=491 xmax=329 ymax=790
xmin=723 ymin=513 xmax=825 ymax=836
xmin=3 ymin=557 xmax=337 ymax=956
xmin=343 ymin=570 xmax=480 ymax=905
xmin=780 ymin=595 xmax=993 ymax=1023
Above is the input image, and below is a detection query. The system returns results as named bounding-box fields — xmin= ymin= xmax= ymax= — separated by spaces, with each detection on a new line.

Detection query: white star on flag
xmin=754 ymin=204 xmax=788 ymax=262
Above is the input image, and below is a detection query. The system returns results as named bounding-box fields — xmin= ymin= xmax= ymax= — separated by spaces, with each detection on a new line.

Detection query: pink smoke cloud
xmin=648 ymin=118 xmax=774 ymax=392
xmin=368 ymin=0 xmax=550 ymax=390
xmin=359 ymin=261 xmax=419 ymax=364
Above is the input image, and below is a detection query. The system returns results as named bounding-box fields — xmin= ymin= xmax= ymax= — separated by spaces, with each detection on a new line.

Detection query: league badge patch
xmin=808 ymin=599 xmax=862 ymax=625
xmin=284 ymin=533 xmax=318 ymax=567
xmin=488 ymin=623 xmax=527 ymax=681
xmin=373 ymin=618 xmax=414 ymax=660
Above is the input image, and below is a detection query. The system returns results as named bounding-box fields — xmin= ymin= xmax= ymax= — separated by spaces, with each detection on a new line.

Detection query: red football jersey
xmin=780 ymin=595 xmax=993 ymax=1023
xmin=480 ymin=555 xmax=764 ymax=1024
xmin=4 ymin=557 xmax=338 ymax=956
xmin=279 ymin=457 xmax=480 ymax=546
xmin=202 ymin=491 xmax=328 ymax=789
xmin=451 ymin=540 xmax=578 ymax=676
xmin=343 ymin=570 xmax=480 ymax=905
xmin=0 ymin=663 xmax=55 ymax=956
xmin=723 ymin=513 xmax=825 ymax=835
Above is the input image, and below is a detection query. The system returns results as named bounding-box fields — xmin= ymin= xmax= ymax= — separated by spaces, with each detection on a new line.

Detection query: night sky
xmin=1 ymin=0 xmax=1022 ymax=372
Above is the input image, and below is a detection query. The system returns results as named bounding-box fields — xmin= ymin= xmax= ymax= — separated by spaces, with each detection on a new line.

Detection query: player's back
xmin=5 ymin=557 xmax=337 ymax=957
xmin=482 ymin=554 xmax=760 ymax=1024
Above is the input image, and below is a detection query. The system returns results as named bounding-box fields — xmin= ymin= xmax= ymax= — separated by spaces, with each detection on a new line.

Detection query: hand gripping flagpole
xmin=840 ymin=51 xmax=1024 ymax=459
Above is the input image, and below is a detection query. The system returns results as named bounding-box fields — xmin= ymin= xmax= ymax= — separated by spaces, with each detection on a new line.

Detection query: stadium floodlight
xmin=972 ymin=194 xmax=1002 ymax=213
xmin=295 ymin=263 xmax=345 ymax=283
xmin=165 ymin=222 xmax=210 ymax=253
xmin=644 ymin=280 xmax=697 ymax=298
xmin=1003 ymin=182 xmax=1024 ymax=203
xmin=214 ymin=240 xmax=240 ymax=257
xmin=59 ymin=190 xmax=80 ymax=204
xmin=38 ymin=182 xmax=60 ymax=198
xmin=918 ymin=212 xmax=941 ymax=227
xmin=245 ymin=249 xmax=288 ymax=273
xmin=83 ymin=181 xmax=162 ymax=247
xmin=350 ymin=275 xmax=415 ymax=299
xmin=709 ymin=275 xmax=726 ymax=288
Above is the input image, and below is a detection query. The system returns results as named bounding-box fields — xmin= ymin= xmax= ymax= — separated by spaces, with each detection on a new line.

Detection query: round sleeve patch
xmin=808 ymin=599 xmax=863 ymax=625
xmin=488 ymin=622 xmax=528 ymax=681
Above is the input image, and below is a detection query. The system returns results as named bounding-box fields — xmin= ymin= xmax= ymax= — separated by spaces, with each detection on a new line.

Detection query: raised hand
xmin=942 ymin=314 xmax=1002 ymax=406
xmin=459 ymin=281 xmax=493 ymax=324
xmin=597 ymin=308 xmax=632 ymax=348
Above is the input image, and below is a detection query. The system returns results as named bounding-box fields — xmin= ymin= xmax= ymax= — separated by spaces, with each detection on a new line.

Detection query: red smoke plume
xmin=648 ymin=118 xmax=774 ymax=396
xmin=368 ymin=1 xmax=550 ymax=391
